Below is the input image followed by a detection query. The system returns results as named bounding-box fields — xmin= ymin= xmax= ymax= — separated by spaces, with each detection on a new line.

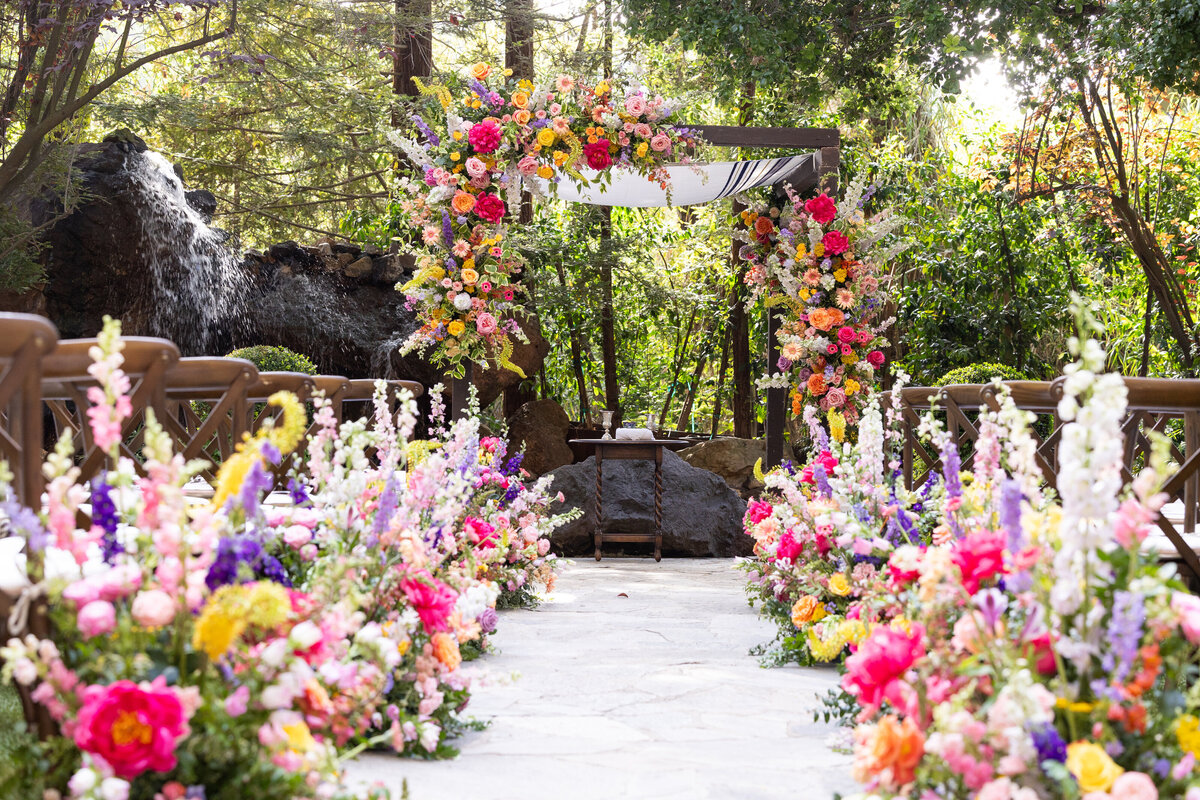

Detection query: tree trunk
xmin=393 ymin=0 xmax=432 ymax=127
xmin=710 ymin=322 xmax=730 ymax=437
xmin=555 ymin=257 xmax=592 ymax=424
xmin=599 ymin=208 xmax=620 ymax=424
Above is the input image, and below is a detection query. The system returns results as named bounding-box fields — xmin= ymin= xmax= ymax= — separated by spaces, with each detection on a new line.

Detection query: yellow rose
xmin=450 ymin=152 xmax=461 ymax=161
xmin=536 ymin=165 xmax=554 ymax=179
xmin=461 ymin=268 xmax=479 ymax=285
xmin=447 ymin=320 xmax=465 ymax=337
xmin=845 ymin=378 xmax=861 ymax=395
xmin=1066 ymin=741 xmax=1124 ymax=794
xmin=537 ymin=128 xmax=556 ymax=147
xmin=636 ymin=142 xmax=649 ymax=158
xmin=827 ymin=573 xmax=852 ymax=597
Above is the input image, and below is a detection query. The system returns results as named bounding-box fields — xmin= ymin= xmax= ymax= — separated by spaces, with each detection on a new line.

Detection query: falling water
xmin=124 ymin=151 xmax=249 ymax=353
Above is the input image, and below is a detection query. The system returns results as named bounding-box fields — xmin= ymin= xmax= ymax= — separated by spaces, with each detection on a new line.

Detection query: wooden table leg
xmin=654 ymin=445 xmax=663 ymax=562
xmin=594 ymin=449 xmax=604 ymax=561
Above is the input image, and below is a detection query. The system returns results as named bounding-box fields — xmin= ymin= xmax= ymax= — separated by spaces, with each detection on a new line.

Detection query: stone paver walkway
xmin=348 ymin=559 xmax=855 ymax=799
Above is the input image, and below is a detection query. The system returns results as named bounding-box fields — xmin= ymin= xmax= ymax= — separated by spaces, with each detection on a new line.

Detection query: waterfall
xmin=124 ymin=151 xmax=249 ymax=353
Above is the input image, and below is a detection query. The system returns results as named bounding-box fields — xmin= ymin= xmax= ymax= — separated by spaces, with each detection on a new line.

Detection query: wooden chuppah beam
xmin=690 ymin=125 xmax=840 ymax=149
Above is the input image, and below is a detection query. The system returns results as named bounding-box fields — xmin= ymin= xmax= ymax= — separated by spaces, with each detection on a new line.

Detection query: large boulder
xmin=506 ymin=399 xmax=573 ymax=476
xmin=679 ymin=437 xmax=766 ymax=498
xmin=545 ymin=449 xmax=751 ymax=557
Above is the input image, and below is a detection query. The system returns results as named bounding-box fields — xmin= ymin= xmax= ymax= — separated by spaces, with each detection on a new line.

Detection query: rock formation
xmin=545 ymin=449 xmax=751 ymax=558
xmin=506 ymin=399 xmax=574 ymax=476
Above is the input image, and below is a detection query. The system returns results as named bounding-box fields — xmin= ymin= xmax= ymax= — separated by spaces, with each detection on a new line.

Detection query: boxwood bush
xmin=226 ymin=345 xmax=318 ymax=375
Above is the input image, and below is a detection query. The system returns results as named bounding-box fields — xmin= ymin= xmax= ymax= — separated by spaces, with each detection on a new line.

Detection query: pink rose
xmin=837 ymin=326 xmax=857 ymax=344
xmin=131 ymin=590 xmax=176 ymax=629
xmin=804 ymin=193 xmax=837 ymax=224
xmin=465 ymin=156 xmax=488 ymax=179
xmin=1173 ymin=592 xmax=1200 ymax=644
xmin=467 ymin=119 xmax=502 ymax=154
xmin=77 ymin=600 xmax=116 ymax=639
xmin=842 ymin=623 xmax=925 ymax=711
xmin=74 ymin=678 xmax=190 ymax=779
xmin=624 ymin=95 xmax=646 ymax=116
xmin=537 ymin=538 xmax=551 ymax=556
xmin=951 ymin=529 xmax=1007 ymax=594
xmin=283 ymin=524 xmax=312 ymax=548
xmin=867 ymin=350 xmax=886 ymax=367
xmin=822 ymin=229 xmax=850 ymax=255
xmin=650 ymin=133 xmax=671 ymax=152
xmin=634 ymin=123 xmax=652 ymax=138
xmin=826 ymin=387 xmax=847 ymax=408
xmin=1110 ymin=772 xmax=1158 ymax=800
xmin=517 ymin=156 xmax=539 ymax=177
xmin=476 ymin=312 xmax=498 ymax=335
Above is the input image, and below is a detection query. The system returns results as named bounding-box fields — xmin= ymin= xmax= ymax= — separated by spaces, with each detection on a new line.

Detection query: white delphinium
xmin=386 ymin=131 xmax=434 ymax=169
xmin=1050 ymin=315 xmax=1127 ymax=621
xmin=855 ymin=401 xmax=886 ymax=487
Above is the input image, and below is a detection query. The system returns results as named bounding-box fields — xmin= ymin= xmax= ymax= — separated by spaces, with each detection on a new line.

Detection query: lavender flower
xmin=813 ymin=463 xmax=833 ymax=498
xmin=1 ymin=498 xmax=48 ymax=551
xmin=373 ymin=476 xmax=398 ymax=536
xmin=411 ymin=113 xmax=439 ymax=146
xmin=941 ymin=439 xmax=963 ymax=499
xmin=90 ymin=476 xmax=122 ymax=564
xmin=235 ymin=460 xmax=274 ymax=517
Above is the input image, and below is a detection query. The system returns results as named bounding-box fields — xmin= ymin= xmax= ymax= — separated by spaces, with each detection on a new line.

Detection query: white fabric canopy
xmin=529 ymin=155 xmax=811 ymax=208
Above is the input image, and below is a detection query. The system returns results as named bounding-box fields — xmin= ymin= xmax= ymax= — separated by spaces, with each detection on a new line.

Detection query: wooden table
xmin=571 ymin=438 xmax=673 ymax=562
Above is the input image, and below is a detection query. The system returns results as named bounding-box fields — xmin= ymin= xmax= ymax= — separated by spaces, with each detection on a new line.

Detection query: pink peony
xmin=474 ymin=192 xmax=506 ymax=223
xmin=822 ymin=229 xmax=850 ymax=255
xmin=583 ymin=139 xmax=613 ymax=170
xmin=837 ymin=325 xmax=857 ymax=344
xmin=401 ymin=572 xmax=458 ymax=633
xmin=1173 ymin=592 xmax=1200 ymax=644
xmin=464 ymin=516 xmax=498 ymax=548
xmin=464 ymin=156 xmax=488 ymax=179
xmin=867 ymin=350 xmax=886 ymax=367
xmin=951 ymin=529 xmax=1007 ymax=595
xmin=842 ymin=623 xmax=925 ymax=711
xmin=775 ymin=530 xmax=803 ymax=563
xmin=130 ymin=590 xmax=176 ymax=629
xmin=74 ymin=678 xmax=190 ymax=779
xmin=475 ymin=312 xmax=498 ymax=335
xmin=282 ymin=524 xmax=313 ymax=548
xmin=77 ymin=600 xmax=116 ymax=639
xmin=804 ymin=193 xmax=837 ymax=224
xmin=1110 ymin=772 xmax=1158 ymax=800
xmin=467 ymin=119 xmax=502 ymax=154
xmin=745 ymin=499 xmax=773 ymax=525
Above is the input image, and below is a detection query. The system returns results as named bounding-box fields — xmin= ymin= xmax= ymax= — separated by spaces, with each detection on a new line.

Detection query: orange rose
xmin=754 ymin=216 xmax=774 ymax=235
xmin=511 ymin=90 xmax=529 ymax=109
xmin=807 ymin=373 xmax=828 ymax=396
xmin=513 ymin=109 xmax=531 ymax=125
xmin=469 ymin=62 xmax=491 ymax=80
xmin=791 ymin=595 xmax=825 ymax=627
xmin=860 ymin=715 xmax=924 ymax=788
xmin=451 ymin=191 xmax=476 ymax=215
xmin=431 ymin=632 xmax=462 ymax=670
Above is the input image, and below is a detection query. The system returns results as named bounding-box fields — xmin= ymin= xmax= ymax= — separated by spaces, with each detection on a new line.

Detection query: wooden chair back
xmin=0 ymin=314 xmax=58 ymax=506
xmin=341 ymin=378 xmax=425 ymax=423
xmin=163 ymin=357 xmax=259 ymax=476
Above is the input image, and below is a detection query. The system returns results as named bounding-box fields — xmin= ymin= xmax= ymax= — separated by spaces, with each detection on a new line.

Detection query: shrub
xmin=226 ymin=345 xmax=318 ymax=375
xmin=934 ymin=362 xmax=1028 ymax=386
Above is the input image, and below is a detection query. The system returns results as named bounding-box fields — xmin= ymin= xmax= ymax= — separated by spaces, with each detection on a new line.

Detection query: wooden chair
xmin=246 ymin=372 xmax=315 ymax=478
xmin=0 ymin=313 xmax=58 ymax=507
xmin=311 ymin=375 xmax=351 ymax=423
xmin=163 ymin=357 xmax=259 ymax=477
xmin=41 ymin=337 xmax=180 ymax=483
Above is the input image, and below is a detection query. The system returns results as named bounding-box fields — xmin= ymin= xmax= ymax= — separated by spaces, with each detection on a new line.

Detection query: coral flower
xmin=469 ymin=62 xmax=491 ymax=80
xmin=791 ymin=595 xmax=826 ymax=626
xmin=511 ymin=90 xmax=529 ymax=109
xmin=807 ymin=373 xmax=828 ymax=396
xmin=555 ymin=74 xmax=575 ymax=93
xmin=74 ymin=678 xmax=191 ymax=779
xmin=853 ymin=715 xmax=924 ymax=788
xmin=431 ymin=632 xmax=462 ymax=670
xmin=754 ymin=216 xmax=774 ymax=236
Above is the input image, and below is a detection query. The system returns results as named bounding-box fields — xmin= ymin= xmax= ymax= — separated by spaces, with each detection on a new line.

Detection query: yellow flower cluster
xmin=1178 ymin=715 xmax=1200 ymax=758
xmin=211 ymin=391 xmax=307 ymax=509
xmin=827 ymin=409 xmax=847 ymax=443
xmin=807 ymin=619 xmax=867 ymax=662
xmin=193 ymin=582 xmax=292 ymax=660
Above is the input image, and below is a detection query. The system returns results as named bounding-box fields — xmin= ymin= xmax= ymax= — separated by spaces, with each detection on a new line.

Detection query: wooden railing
xmin=885 ymin=378 xmax=1200 ymax=582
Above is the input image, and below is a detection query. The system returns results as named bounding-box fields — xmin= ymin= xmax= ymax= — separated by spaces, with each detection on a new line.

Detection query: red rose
xmin=474 ymin=192 xmax=506 ymax=223
xmin=583 ymin=139 xmax=613 ymax=170
xmin=804 ymin=193 xmax=837 ymax=224
xmin=867 ymin=350 xmax=886 ymax=367
xmin=822 ymin=229 xmax=849 ymax=255
xmin=74 ymin=678 xmax=191 ymax=779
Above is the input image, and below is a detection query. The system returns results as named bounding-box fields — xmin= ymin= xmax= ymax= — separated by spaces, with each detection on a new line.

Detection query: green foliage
xmin=935 ymin=362 xmax=1028 ymax=386
xmin=0 ymin=210 xmax=44 ymax=292
xmin=227 ymin=345 xmax=318 ymax=375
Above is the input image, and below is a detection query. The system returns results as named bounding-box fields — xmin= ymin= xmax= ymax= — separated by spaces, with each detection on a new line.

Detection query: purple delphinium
xmin=1030 ymin=723 xmax=1067 ymax=763
xmin=502 ymin=452 xmax=524 ymax=477
xmin=261 ymin=440 xmax=282 ymax=467
xmin=287 ymin=478 xmax=310 ymax=507
xmin=373 ymin=476 xmax=398 ymax=536
xmin=941 ymin=439 xmax=963 ymax=499
xmin=235 ymin=460 xmax=274 ymax=518
xmin=411 ymin=113 xmax=439 ymax=146
xmin=90 ymin=476 xmax=122 ymax=564
xmin=813 ymin=463 xmax=833 ymax=498
xmin=1103 ymin=590 xmax=1145 ymax=684
xmin=1 ymin=498 xmax=48 ymax=551
xmin=206 ymin=535 xmax=263 ymax=590
xmin=999 ymin=478 xmax=1024 ymax=551
xmin=442 ymin=211 xmax=454 ymax=249
xmin=258 ymin=553 xmax=292 ymax=587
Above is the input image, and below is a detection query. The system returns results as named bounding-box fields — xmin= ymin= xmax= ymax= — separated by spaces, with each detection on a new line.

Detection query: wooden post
xmin=765 ymin=305 xmax=785 ymax=469
xmin=452 ymin=362 xmax=474 ymax=420
xmin=818 ymin=145 xmax=840 ymax=194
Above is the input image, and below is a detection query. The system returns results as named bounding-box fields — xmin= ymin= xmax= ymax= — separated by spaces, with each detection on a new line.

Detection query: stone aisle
xmin=347 ymin=559 xmax=856 ymax=799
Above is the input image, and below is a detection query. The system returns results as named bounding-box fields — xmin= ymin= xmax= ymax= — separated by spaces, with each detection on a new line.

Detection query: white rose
xmin=453 ymin=293 xmax=473 ymax=312
xmin=260 ymin=684 xmax=293 ymax=710
xmin=99 ymin=778 xmax=130 ymax=800
xmin=67 ymin=768 xmax=97 ymax=794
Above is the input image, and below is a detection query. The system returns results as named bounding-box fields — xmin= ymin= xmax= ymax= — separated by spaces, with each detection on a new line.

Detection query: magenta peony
xmin=951 ymin=529 xmax=1007 ymax=595
xmin=467 ymin=120 xmax=502 ymax=154
xmin=464 ymin=516 xmax=498 ymax=548
xmin=804 ymin=193 xmax=837 ymax=224
xmin=583 ymin=139 xmax=613 ymax=170
xmin=800 ymin=450 xmax=839 ymax=485
xmin=474 ymin=192 xmax=506 ymax=223
xmin=401 ymin=572 xmax=458 ymax=633
xmin=775 ymin=530 xmax=803 ymax=563
xmin=745 ymin=499 xmax=773 ymax=525
xmin=842 ymin=623 xmax=926 ymax=712
xmin=822 ymin=229 xmax=850 ymax=255
xmin=74 ymin=678 xmax=190 ymax=779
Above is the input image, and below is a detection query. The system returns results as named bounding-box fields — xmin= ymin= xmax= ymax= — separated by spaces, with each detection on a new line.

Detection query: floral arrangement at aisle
xmin=0 ymin=319 xmax=575 ymax=797
xmin=390 ymin=61 xmax=701 ymax=377
xmin=738 ymin=178 xmax=906 ymax=441
xmin=744 ymin=305 xmax=1200 ymax=799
